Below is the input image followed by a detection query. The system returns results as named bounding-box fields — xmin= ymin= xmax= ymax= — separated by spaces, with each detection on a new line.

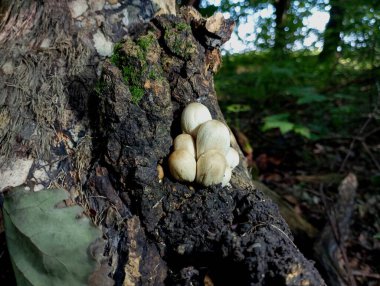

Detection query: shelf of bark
xmin=83 ymin=8 xmax=326 ymax=286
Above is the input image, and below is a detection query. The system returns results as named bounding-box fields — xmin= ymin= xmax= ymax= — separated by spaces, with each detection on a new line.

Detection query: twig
xmin=362 ymin=126 xmax=380 ymax=139
xmin=270 ymin=223 xmax=298 ymax=250
xmin=352 ymin=270 xmax=380 ymax=280
xmin=361 ymin=141 xmax=380 ymax=171
xmin=340 ymin=80 xmax=380 ymax=171
xmin=340 ymin=116 xmax=372 ymax=172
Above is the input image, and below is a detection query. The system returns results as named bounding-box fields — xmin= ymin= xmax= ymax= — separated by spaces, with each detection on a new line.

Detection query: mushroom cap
xmin=168 ymin=150 xmax=196 ymax=182
xmin=196 ymin=149 xmax=227 ymax=186
xmin=173 ymin=134 xmax=196 ymax=157
xmin=226 ymin=147 xmax=239 ymax=168
xmin=181 ymin=102 xmax=212 ymax=137
xmin=221 ymin=167 xmax=232 ymax=187
xmin=196 ymin=120 xmax=230 ymax=159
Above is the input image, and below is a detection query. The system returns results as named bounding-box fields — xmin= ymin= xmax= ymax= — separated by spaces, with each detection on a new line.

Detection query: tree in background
xmin=273 ymin=0 xmax=291 ymax=52
xmin=203 ymin=0 xmax=379 ymax=63
xmin=319 ymin=0 xmax=344 ymax=61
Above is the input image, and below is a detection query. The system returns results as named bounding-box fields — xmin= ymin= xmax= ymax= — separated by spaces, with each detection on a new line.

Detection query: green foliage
xmin=225 ymin=103 xmax=251 ymax=128
xmin=262 ymin=113 xmax=311 ymax=138
xmin=262 ymin=113 xmax=295 ymax=134
xmin=199 ymin=5 xmax=219 ymax=17
xmin=210 ymin=0 xmax=379 ymax=59
xmin=3 ymin=187 xmax=102 ymax=286
xmin=286 ymin=87 xmax=327 ymax=104
xmin=226 ymin=104 xmax=251 ymax=113
xmin=215 ymin=50 xmax=377 ymax=140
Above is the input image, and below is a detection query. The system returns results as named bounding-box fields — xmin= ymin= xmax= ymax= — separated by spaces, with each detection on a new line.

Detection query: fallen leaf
xmin=3 ymin=187 xmax=103 ymax=286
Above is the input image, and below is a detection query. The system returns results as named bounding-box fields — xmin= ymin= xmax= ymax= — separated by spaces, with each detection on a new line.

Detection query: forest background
xmin=181 ymin=0 xmax=380 ymax=285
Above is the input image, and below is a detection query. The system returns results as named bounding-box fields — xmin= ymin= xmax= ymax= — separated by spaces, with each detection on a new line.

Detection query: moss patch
xmin=130 ymin=86 xmax=145 ymax=104
xmin=164 ymin=21 xmax=196 ymax=60
xmin=110 ymin=39 xmax=147 ymax=104
xmin=175 ymin=22 xmax=191 ymax=32
xmin=108 ymin=33 xmax=165 ymax=105
xmin=137 ymin=32 xmax=156 ymax=52
xmin=94 ymin=79 xmax=107 ymax=95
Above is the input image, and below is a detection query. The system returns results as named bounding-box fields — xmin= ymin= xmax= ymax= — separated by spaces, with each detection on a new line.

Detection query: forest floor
xmin=226 ymin=104 xmax=380 ymax=286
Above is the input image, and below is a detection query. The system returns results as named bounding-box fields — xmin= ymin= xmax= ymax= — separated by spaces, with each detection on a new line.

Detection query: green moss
xmin=164 ymin=27 xmax=196 ymax=59
xmin=123 ymin=66 xmax=140 ymax=86
xmin=94 ymin=79 xmax=106 ymax=95
xmin=176 ymin=22 xmax=191 ymax=32
xmin=108 ymin=35 xmax=164 ymax=105
xmin=148 ymin=67 xmax=163 ymax=80
xmin=137 ymin=32 xmax=156 ymax=52
xmin=130 ymin=86 xmax=144 ymax=104
xmin=110 ymin=42 xmax=123 ymax=66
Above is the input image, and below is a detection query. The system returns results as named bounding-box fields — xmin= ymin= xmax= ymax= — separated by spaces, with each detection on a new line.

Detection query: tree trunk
xmin=273 ymin=0 xmax=291 ymax=52
xmin=319 ymin=0 xmax=344 ymax=61
xmin=0 ymin=1 xmax=325 ymax=285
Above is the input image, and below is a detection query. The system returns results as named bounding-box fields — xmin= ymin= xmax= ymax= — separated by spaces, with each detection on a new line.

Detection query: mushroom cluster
xmin=168 ymin=103 xmax=239 ymax=187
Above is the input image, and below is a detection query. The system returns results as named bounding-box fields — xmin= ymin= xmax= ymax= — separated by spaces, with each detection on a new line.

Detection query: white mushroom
xmin=196 ymin=150 xmax=227 ymax=186
xmin=181 ymin=102 xmax=212 ymax=137
xmin=196 ymin=120 xmax=230 ymax=159
xmin=173 ymin=134 xmax=196 ymax=157
xmin=221 ymin=167 xmax=232 ymax=187
xmin=225 ymin=147 xmax=239 ymax=168
xmin=168 ymin=150 xmax=196 ymax=182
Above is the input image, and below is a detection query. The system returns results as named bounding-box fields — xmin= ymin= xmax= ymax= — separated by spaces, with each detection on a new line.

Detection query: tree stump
xmin=0 ymin=1 xmax=325 ymax=285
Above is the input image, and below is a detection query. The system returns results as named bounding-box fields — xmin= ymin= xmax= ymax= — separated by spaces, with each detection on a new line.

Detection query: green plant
xmin=262 ymin=113 xmax=311 ymax=139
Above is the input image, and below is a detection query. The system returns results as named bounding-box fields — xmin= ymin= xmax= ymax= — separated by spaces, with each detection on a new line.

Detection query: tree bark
xmin=0 ymin=1 xmax=325 ymax=285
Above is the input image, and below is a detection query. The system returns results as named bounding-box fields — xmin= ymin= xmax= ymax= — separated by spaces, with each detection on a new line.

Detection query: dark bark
xmin=0 ymin=1 xmax=325 ymax=285
xmin=182 ymin=0 xmax=201 ymax=10
xmin=273 ymin=0 xmax=291 ymax=52
xmin=319 ymin=0 xmax=344 ymax=61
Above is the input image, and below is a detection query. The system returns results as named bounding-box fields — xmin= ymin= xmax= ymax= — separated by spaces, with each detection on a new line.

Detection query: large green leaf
xmin=3 ymin=187 xmax=102 ymax=286
xmin=262 ymin=113 xmax=294 ymax=134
